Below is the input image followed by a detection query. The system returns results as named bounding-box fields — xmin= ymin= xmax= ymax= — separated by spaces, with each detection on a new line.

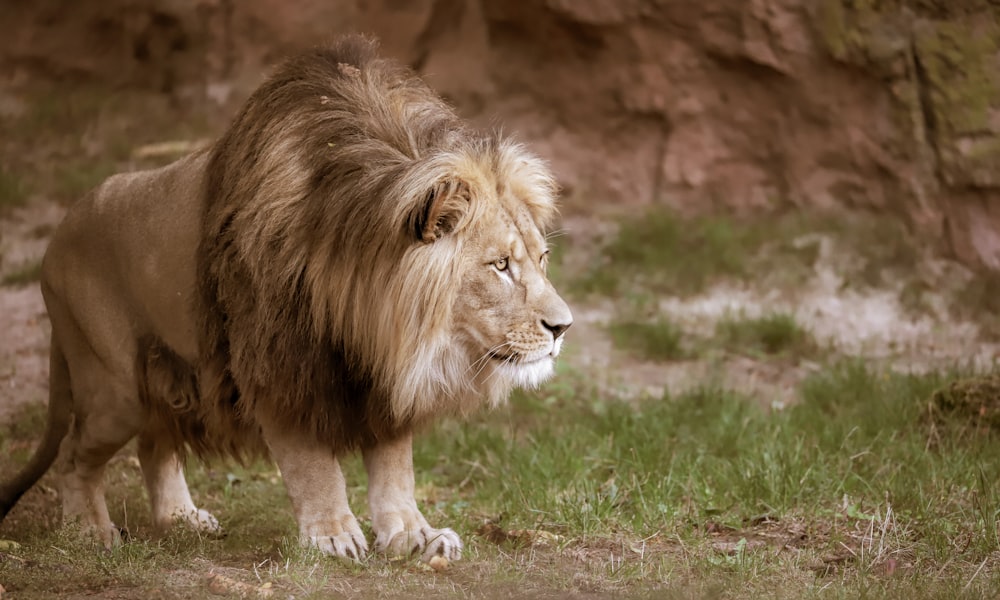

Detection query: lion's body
xmin=0 ymin=36 xmax=572 ymax=562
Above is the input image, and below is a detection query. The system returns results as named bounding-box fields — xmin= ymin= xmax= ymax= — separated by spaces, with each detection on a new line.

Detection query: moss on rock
xmin=914 ymin=16 xmax=1000 ymax=185
xmin=816 ymin=2 xmax=1000 ymax=188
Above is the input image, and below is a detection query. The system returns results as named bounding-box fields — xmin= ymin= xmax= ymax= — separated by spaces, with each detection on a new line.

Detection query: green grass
xmin=573 ymin=210 xmax=770 ymax=297
xmin=1 ymin=259 xmax=43 ymax=287
xmin=0 ymin=169 xmax=28 ymax=213
xmin=715 ymin=311 xmax=819 ymax=357
xmin=51 ymin=160 xmax=119 ymax=203
xmin=569 ymin=208 xmax=930 ymax=305
xmin=608 ymin=317 xmax=688 ymax=361
xmin=2 ymin=362 xmax=998 ymax=598
xmin=0 ymin=84 xmax=218 ymax=213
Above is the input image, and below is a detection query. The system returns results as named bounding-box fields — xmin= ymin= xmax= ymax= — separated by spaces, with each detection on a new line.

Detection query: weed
xmin=52 ymin=160 xmax=119 ymax=203
xmin=715 ymin=311 xmax=818 ymax=357
xmin=573 ymin=210 xmax=759 ymax=297
xmin=1 ymin=259 xmax=43 ymax=287
xmin=0 ymin=169 xmax=28 ymax=213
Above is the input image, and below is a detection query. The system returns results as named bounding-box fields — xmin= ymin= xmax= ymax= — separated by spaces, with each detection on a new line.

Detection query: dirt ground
xmin=0 ymin=200 xmax=60 ymax=422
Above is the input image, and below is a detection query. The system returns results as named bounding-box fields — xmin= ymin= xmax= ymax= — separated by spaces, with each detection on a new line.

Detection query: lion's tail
xmin=0 ymin=340 xmax=73 ymax=521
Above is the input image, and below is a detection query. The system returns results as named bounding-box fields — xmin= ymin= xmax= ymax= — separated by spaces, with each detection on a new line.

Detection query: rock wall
xmin=3 ymin=0 xmax=999 ymax=269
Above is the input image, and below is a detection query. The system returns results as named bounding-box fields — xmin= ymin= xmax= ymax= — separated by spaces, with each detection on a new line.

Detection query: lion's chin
xmin=494 ymin=356 xmax=555 ymax=390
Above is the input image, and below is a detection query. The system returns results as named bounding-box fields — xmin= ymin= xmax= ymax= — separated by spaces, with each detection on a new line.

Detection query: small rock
xmin=428 ymin=555 xmax=449 ymax=571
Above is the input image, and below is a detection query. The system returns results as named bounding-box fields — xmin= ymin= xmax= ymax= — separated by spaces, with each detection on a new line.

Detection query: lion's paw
xmin=376 ymin=526 xmax=463 ymax=563
xmin=159 ymin=507 xmax=223 ymax=536
xmin=186 ymin=508 xmax=222 ymax=534
xmin=77 ymin=521 xmax=124 ymax=550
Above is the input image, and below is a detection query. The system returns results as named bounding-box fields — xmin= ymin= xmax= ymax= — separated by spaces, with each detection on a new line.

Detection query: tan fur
xmin=0 ymin=35 xmax=572 ymax=562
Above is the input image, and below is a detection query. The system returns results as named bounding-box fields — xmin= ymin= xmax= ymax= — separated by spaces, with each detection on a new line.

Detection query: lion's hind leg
xmin=54 ymin=359 xmax=144 ymax=548
xmin=258 ymin=419 xmax=368 ymax=561
xmin=43 ymin=294 xmax=143 ymax=549
xmin=364 ymin=432 xmax=463 ymax=563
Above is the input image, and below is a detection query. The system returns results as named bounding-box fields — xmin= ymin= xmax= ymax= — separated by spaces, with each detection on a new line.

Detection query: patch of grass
xmin=0 ymin=169 xmax=28 ymax=213
xmin=52 ymin=160 xmax=119 ymax=203
xmin=715 ymin=311 xmax=818 ymax=357
xmin=608 ymin=317 xmax=688 ymax=361
xmin=3 ymin=362 xmax=1000 ymax=597
xmin=956 ymin=271 xmax=1000 ymax=340
xmin=1 ymin=259 xmax=43 ymax=287
xmin=569 ymin=208 xmax=837 ymax=299
xmin=820 ymin=215 xmax=921 ymax=288
xmin=573 ymin=210 xmax=760 ymax=297
xmin=569 ymin=208 xmax=932 ymax=308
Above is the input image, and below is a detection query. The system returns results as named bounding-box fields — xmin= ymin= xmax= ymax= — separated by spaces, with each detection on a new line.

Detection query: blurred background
xmin=3 ymin=0 xmax=1000 ymax=266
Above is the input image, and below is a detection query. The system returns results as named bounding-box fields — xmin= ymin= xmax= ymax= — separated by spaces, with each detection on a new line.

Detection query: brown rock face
xmin=3 ymin=0 xmax=1000 ymax=269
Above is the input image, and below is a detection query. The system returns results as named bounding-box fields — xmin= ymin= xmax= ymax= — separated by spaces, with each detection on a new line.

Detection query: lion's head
xmin=392 ymin=139 xmax=574 ymax=419
xmin=197 ymin=36 xmax=572 ymax=450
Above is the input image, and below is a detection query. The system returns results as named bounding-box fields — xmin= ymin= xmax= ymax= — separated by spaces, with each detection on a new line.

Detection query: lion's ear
xmin=414 ymin=179 xmax=472 ymax=243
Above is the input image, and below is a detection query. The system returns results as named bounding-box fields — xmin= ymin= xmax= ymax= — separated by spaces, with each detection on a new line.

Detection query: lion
xmin=0 ymin=35 xmax=572 ymax=563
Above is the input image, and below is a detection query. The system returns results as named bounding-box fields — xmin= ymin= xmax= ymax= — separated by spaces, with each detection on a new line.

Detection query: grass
xmin=0 ymin=169 xmax=28 ymax=214
xmin=715 ymin=311 xmax=819 ymax=358
xmin=573 ymin=210 xmax=772 ymax=297
xmin=1 ymin=362 xmax=998 ymax=598
xmin=608 ymin=317 xmax=688 ymax=361
xmin=1 ymin=259 xmax=43 ymax=287
xmin=570 ymin=207 xmax=934 ymax=303
xmin=51 ymin=161 xmax=121 ymax=203
xmin=0 ymin=84 xmax=218 ymax=212
xmin=606 ymin=310 xmax=819 ymax=363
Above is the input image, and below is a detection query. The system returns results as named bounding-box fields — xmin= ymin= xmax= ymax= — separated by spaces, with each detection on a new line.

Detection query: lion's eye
xmin=541 ymin=250 xmax=550 ymax=269
xmin=494 ymin=256 xmax=509 ymax=271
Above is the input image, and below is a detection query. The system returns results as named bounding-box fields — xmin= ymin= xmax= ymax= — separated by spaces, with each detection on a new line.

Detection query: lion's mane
xmin=142 ymin=35 xmax=556 ymax=458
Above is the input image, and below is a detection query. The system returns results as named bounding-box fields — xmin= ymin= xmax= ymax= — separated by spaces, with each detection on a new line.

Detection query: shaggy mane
xmin=175 ymin=35 xmax=557 ymax=457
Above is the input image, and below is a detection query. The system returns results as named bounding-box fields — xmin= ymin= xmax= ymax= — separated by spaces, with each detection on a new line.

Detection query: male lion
xmin=0 ymin=35 xmax=572 ymax=563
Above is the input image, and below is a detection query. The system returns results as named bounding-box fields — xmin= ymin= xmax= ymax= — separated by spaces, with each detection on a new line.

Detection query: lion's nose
xmin=541 ymin=318 xmax=572 ymax=340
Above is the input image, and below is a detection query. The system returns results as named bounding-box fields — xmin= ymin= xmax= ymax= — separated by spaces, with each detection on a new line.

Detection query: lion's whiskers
xmin=467 ymin=341 xmax=515 ymax=381
xmin=483 ymin=351 xmax=518 ymax=387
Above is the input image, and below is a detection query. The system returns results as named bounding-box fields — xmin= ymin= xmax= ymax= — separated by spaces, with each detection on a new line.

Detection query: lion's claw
xmin=174 ymin=508 xmax=222 ymax=535
xmin=306 ymin=532 xmax=369 ymax=562
xmin=376 ymin=526 xmax=462 ymax=563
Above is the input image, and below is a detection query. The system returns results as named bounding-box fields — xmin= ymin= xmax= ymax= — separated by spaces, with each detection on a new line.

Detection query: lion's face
xmin=453 ymin=201 xmax=573 ymax=390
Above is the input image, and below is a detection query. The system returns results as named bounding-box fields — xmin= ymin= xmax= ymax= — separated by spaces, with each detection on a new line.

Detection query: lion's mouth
xmin=488 ymin=351 xmax=551 ymax=366
xmin=488 ymin=351 xmax=522 ymax=364
xmin=486 ymin=351 xmax=555 ymax=389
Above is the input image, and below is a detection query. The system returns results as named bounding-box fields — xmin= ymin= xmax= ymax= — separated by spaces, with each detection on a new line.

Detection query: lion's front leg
xmin=363 ymin=432 xmax=462 ymax=562
xmin=258 ymin=420 xmax=367 ymax=561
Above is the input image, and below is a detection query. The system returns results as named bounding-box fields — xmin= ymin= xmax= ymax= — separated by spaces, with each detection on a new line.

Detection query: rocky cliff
xmin=3 ymin=0 xmax=1000 ymax=269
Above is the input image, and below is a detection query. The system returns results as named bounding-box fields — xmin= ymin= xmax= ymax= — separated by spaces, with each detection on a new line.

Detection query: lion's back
xmin=43 ymin=151 xmax=209 ymax=365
